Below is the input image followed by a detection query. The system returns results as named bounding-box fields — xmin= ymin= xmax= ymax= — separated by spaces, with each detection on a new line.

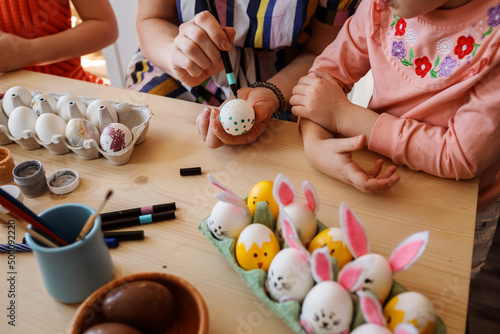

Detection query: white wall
xmin=102 ymin=0 xmax=140 ymax=88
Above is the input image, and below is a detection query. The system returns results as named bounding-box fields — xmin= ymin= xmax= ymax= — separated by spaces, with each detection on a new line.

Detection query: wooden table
xmin=0 ymin=70 xmax=478 ymax=334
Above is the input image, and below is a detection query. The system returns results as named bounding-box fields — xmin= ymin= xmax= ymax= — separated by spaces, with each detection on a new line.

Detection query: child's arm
xmin=0 ymin=0 xmax=118 ymax=72
xmin=301 ymin=118 xmax=400 ymax=193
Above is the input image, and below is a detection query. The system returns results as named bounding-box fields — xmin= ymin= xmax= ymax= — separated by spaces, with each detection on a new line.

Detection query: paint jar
xmin=0 ymin=148 xmax=15 ymax=184
xmin=12 ymin=160 xmax=48 ymax=198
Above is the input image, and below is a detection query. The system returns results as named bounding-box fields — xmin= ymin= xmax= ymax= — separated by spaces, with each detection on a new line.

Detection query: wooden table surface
xmin=0 ymin=71 xmax=478 ymax=334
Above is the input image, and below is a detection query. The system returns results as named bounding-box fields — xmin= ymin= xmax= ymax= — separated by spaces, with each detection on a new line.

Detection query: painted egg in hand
xmin=235 ymin=223 xmax=280 ymax=272
xmin=100 ymin=123 xmax=133 ymax=152
xmin=219 ymin=99 xmax=255 ymax=136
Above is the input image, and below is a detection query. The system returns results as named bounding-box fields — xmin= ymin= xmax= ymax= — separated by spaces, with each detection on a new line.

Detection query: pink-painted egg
xmin=100 ymin=123 xmax=133 ymax=152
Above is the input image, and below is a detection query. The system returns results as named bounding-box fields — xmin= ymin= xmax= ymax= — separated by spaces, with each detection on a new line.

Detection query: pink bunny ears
xmin=339 ymin=203 xmax=429 ymax=273
xmin=273 ymin=174 xmax=319 ymax=213
xmin=207 ymin=173 xmax=250 ymax=214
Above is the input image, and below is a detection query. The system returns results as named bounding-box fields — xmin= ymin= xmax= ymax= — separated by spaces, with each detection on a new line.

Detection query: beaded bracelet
xmin=249 ymin=81 xmax=286 ymax=114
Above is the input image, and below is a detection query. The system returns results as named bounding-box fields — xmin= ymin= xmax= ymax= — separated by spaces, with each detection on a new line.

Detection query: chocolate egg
xmin=83 ymin=322 xmax=143 ymax=334
xmin=102 ymin=280 xmax=176 ymax=334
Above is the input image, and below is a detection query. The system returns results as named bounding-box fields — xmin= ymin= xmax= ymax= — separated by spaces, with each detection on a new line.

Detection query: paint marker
xmin=101 ymin=211 xmax=175 ymax=231
xmin=100 ymin=202 xmax=176 ymax=222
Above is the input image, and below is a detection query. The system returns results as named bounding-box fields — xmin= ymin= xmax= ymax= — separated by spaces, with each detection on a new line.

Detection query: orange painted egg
xmin=235 ymin=223 xmax=280 ymax=272
xmin=247 ymin=180 xmax=279 ymax=219
xmin=308 ymin=227 xmax=353 ymax=269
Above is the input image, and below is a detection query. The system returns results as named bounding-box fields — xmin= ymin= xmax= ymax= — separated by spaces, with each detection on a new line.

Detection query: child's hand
xmin=196 ymin=87 xmax=275 ymax=148
xmin=0 ymin=31 xmax=29 ymax=73
xmin=301 ymin=119 xmax=400 ymax=193
xmin=171 ymin=11 xmax=236 ymax=87
xmin=291 ymin=70 xmax=351 ymax=134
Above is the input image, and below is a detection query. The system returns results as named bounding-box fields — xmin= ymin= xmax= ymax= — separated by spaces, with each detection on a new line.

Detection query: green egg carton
xmin=198 ymin=201 xmax=447 ymax=333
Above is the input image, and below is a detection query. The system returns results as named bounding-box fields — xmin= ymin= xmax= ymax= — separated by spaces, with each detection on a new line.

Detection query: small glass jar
xmin=12 ymin=160 xmax=48 ymax=198
xmin=0 ymin=148 xmax=15 ymax=184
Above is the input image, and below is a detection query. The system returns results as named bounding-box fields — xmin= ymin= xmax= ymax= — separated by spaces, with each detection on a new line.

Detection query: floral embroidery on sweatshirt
xmin=389 ymin=4 xmax=500 ymax=79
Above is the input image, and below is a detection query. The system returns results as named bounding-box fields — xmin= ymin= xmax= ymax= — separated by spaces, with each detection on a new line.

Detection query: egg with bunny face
xmin=235 ymin=223 xmax=280 ymax=272
xmin=207 ymin=201 xmax=251 ymax=240
xmin=219 ymin=99 xmax=255 ymax=136
xmin=384 ymin=292 xmax=436 ymax=334
xmin=308 ymin=227 xmax=353 ymax=270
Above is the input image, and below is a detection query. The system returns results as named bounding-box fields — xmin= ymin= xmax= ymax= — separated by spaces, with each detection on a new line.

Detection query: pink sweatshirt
xmin=310 ymin=0 xmax=500 ymax=208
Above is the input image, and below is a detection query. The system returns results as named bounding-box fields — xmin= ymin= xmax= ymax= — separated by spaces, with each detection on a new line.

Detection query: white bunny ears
xmin=339 ymin=202 xmax=429 ymax=273
xmin=273 ymin=173 xmax=319 ymax=213
xmin=207 ymin=173 xmax=250 ymax=215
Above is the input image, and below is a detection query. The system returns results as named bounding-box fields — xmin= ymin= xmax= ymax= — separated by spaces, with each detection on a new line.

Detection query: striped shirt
xmin=126 ymin=0 xmax=358 ymax=109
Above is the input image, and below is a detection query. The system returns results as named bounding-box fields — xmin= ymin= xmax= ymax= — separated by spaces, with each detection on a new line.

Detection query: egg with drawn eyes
xmin=308 ymin=227 xmax=353 ymax=270
xmin=384 ymin=291 xmax=436 ymax=334
xmin=247 ymin=180 xmax=279 ymax=220
xmin=235 ymin=223 xmax=280 ymax=273
xmin=100 ymin=123 xmax=133 ymax=152
xmin=219 ymin=99 xmax=255 ymax=136
xmin=207 ymin=201 xmax=251 ymax=240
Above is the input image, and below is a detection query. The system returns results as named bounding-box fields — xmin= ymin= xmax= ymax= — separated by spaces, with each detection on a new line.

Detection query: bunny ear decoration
xmin=338 ymin=255 xmax=374 ymax=292
xmin=281 ymin=211 xmax=309 ymax=260
xmin=215 ymin=192 xmax=250 ymax=215
xmin=357 ymin=290 xmax=386 ymax=327
xmin=311 ymin=247 xmax=333 ymax=283
xmin=207 ymin=173 xmax=239 ymax=197
xmin=388 ymin=231 xmax=429 ymax=273
xmin=273 ymin=174 xmax=297 ymax=207
xmin=339 ymin=203 xmax=370 ymax=258
xmin=302 ymin=181 xmax=320 ymax=214
xmin=393 ymin=323 xmax=420 ymax=334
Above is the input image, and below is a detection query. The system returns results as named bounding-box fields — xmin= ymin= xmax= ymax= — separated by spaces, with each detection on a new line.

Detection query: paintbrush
xmin=75 ymin=190 xmax=113 ymax=241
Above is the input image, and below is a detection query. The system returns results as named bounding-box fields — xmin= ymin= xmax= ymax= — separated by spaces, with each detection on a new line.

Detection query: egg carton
xmin=198 ymin=198 xmax=447 ymax=334
xmin=0 ymin=91 xmax=152 ymax=166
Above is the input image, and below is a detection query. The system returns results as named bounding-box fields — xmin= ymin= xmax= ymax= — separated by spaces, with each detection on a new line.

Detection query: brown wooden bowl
xmin=68 ymin=272 xmax=209 ymax=334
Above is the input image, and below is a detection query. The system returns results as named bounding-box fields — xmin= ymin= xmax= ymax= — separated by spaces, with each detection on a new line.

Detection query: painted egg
xmin=266 ymin=248 xmax=314 ymax=303
xmin=207 ymin=201 xmax=251 ymax=240
xmin=219 ymin=99 xmax=255 ymax=136
xmin=308 ymin=227 xmax=353 ymax=270
xmin=83 ymin=323 xmax=143 ymax=334
xmin=235 ymin=223 xmax=280 ymax=272
xmin=100 ymin=123 xmax=133 ymax=152
xmin=276 ymin=202 xmax=317 ymax=247
xmin=8 ymin=106 xmax=38 ymax=138
xmin=31 ymin=93 xmax=57 ymax=115
xmin=384 ymin=291 xmax=436 ymax=334
xmin=247 ymin=180 xmax=279 ymax=219
xmin=65 ymin=118 xmax=100 ymax=147
xmin=2 ymin=86 xmax=32 ymax=116
xmin=300 ymin=281 xmax=353 ymax=334
xmin=35 ymin=113 xmax=67 ymax=143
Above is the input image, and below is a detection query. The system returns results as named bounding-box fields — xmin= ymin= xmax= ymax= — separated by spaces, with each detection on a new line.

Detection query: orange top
xmin=0 ymin=0 xmax=104 ymax=84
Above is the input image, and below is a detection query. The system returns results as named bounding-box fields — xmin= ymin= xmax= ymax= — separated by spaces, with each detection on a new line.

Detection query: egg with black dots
xmin=219 ymin=99 xmax=255 ymax=136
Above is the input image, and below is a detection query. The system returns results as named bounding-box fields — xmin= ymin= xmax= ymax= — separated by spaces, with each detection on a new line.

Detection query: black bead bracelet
xmin=249 ymin=81 xmax=286 ymax=115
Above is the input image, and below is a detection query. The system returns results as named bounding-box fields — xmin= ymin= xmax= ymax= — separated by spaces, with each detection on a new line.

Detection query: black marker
xmin=101 ymin=211 xmax=175 ymax=231
xmin=206 ymin=0 xmax=238 ymax=98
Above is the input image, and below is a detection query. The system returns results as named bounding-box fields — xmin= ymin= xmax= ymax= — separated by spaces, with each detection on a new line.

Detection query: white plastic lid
xmin=47 ymin=169 xmax=80 ymax=195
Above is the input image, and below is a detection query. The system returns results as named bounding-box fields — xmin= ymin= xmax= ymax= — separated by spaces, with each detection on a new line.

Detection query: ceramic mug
xmin=25 ymin=203 xmax=114 ymax=303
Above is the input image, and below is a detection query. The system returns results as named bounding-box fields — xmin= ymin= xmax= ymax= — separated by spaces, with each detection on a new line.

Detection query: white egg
xmin=31 ymin=94 xmax=57 ymax=115
xmin=86 ymin=99 xmax=118 ymax=131
xmin=56 ymin=94 xmax=86 ymax=121
xmin=65 ymin=118 xmax=100 ymax=147
xmin=100 ymin=123 xmax=133 ymax=152
xmin=8 ymin=106 xmax=38 ymax=138
xmin=35 ymin=113 xmax=67 ymax=142
xmin=219 ymin=99 xmax=255 ymax=136
xmin=3 ymin=86 xmax=32 ymax=116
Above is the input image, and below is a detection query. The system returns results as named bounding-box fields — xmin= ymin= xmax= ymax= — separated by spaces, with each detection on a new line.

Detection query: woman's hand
xmin=301 ymin=119 xmax=400 ymax=193
xmin=170 ymin=11 xmax=236 ymax=87
xmin=196 ymin=86 xmax=279 ymax=148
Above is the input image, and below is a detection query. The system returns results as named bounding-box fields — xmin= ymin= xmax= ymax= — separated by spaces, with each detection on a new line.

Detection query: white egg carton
xmin=0 ymin=91 xmax=152 ymax=166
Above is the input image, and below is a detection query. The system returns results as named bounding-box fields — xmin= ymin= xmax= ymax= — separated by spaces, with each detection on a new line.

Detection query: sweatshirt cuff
xmin=367 ymin=113 xmax=405 ymax=162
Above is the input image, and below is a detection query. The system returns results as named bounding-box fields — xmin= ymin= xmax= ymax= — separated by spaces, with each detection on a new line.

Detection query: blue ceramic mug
xmin=25 ymin=203 xmax=114 ymax=303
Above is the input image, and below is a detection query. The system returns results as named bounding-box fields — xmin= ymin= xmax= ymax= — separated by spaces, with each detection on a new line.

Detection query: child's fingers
xmin=197 ymin=107 xmax=211 ymax=140
xmin=331 ymin=135 xmax=366 ymax=154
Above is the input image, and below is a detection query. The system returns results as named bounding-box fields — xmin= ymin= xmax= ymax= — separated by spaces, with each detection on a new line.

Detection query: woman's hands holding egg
xmin=196 ymin=86 xmax=278 ymax=148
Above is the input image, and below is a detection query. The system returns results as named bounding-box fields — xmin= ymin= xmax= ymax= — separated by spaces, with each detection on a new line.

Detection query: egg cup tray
xmin=198 ymin=200 xmax=447 ymax=334
xmin=0 ymin=91 xmax=152 ymax=165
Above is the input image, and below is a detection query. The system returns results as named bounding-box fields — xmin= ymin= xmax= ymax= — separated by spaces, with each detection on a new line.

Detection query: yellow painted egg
xmin=384 ymin=291 xmax=436 ymax=334
xmin=247 ymin=180 xmax=279 ymax=219
xmin=308 ymin=227 xmax=353 ymax=269
xmin=235 ymin=223 xmax=280 ymax=272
